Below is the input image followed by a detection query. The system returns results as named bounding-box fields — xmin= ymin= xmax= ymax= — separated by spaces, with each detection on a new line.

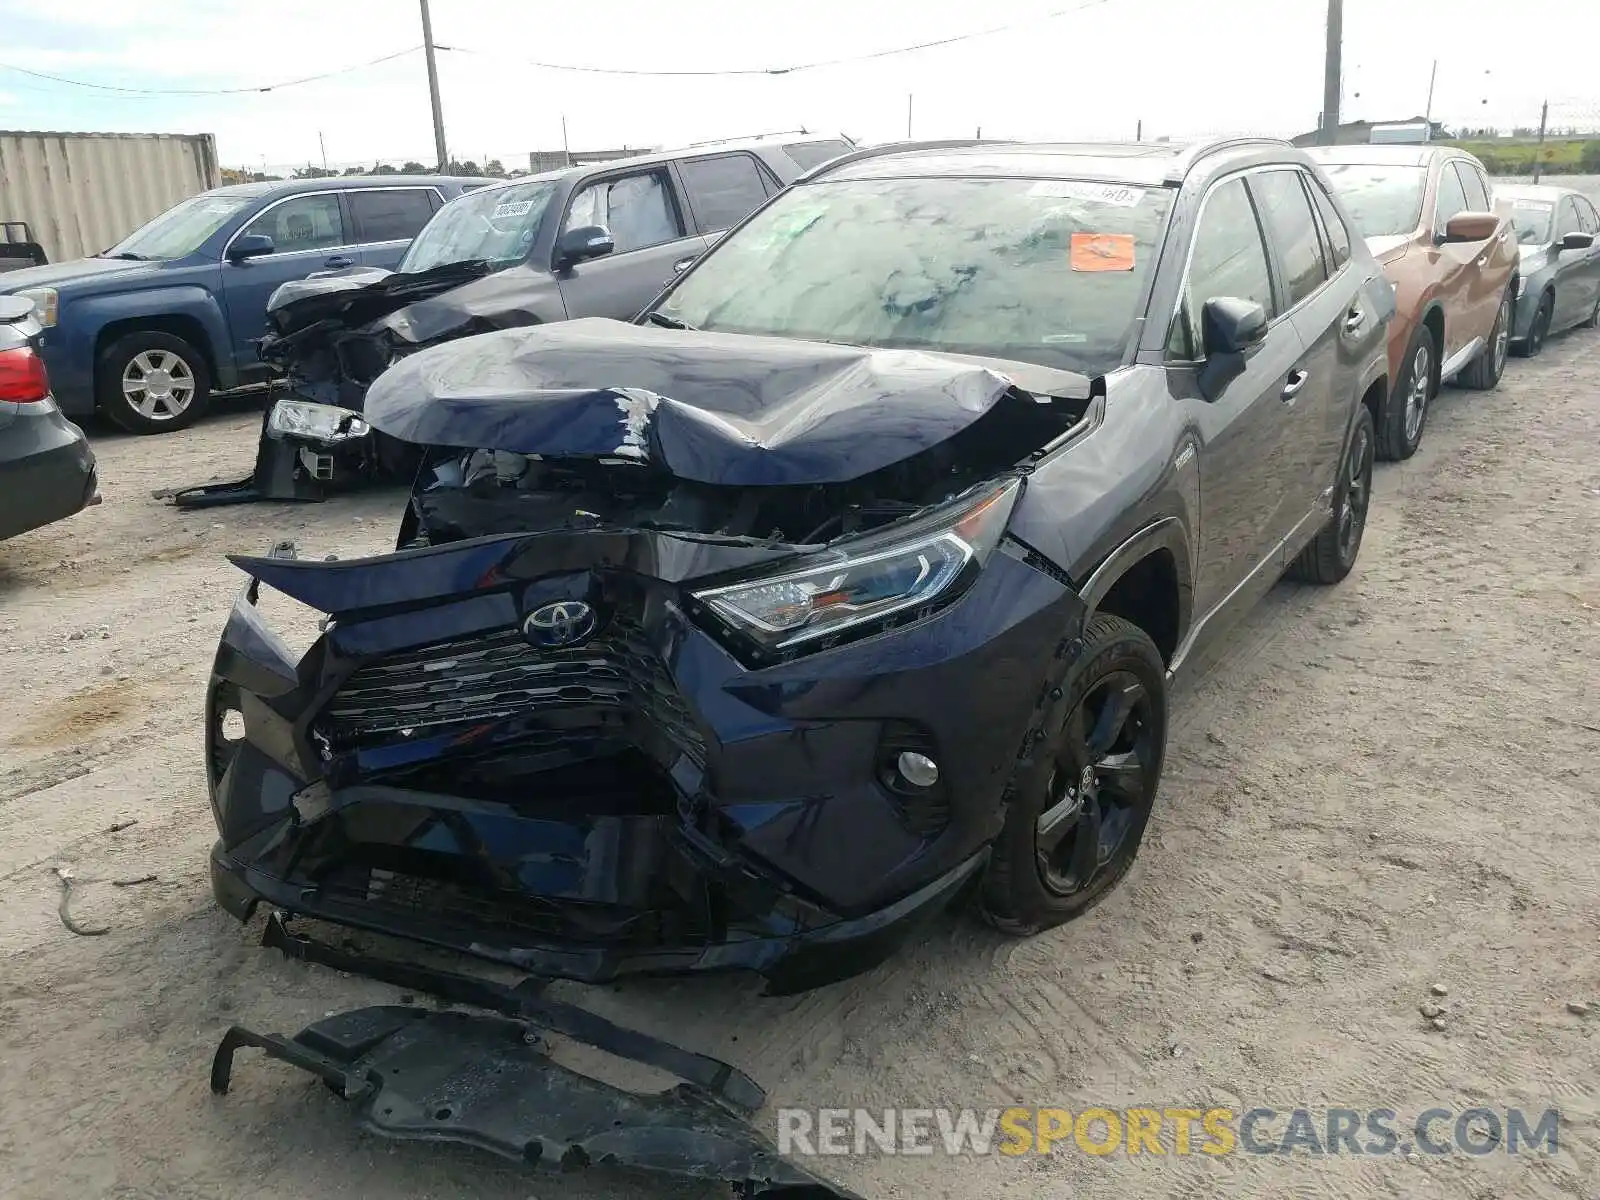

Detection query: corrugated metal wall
xmin=0 ymin=131 xmax=220 ymax=263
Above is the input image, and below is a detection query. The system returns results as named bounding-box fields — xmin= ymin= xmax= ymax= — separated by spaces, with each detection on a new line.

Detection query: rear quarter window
xmin=782 ymin=140 xmax=853 ymax=172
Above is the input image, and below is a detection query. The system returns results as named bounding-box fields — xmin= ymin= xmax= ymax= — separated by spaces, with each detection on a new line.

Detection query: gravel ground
xmin=1 ymin=330 xmax=1596 ymax=1200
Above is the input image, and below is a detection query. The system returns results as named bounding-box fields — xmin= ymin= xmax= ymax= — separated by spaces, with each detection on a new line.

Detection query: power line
xmin=0 ymin=45 xmax=421 ymax=96
xmin=440 ymin=0 xmax=1118 ymax=78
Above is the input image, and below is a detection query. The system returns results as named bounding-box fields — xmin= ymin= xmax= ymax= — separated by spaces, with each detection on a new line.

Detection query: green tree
xmin=1580 ymin=141 xmax=1600 ymax=173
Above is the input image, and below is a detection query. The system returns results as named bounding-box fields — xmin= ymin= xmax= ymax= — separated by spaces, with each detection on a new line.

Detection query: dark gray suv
xmin=203 ymin=138 xmax=1399 ymax=978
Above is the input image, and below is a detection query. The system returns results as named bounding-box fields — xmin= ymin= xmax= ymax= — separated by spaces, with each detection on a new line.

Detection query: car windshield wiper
xmin=102 ymin=252 xmax=150 ymax=261
xmin=643 ymin=311 xmax=694 ymax=331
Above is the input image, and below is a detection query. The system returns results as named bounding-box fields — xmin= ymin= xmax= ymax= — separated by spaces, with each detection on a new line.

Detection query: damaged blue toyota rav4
xmin=206 ymin=139 xmax=1393 ymax=996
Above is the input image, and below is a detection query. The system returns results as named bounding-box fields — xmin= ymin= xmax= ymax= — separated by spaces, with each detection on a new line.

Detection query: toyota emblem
xmin=521 ymin=600 xmax=598 ymax=649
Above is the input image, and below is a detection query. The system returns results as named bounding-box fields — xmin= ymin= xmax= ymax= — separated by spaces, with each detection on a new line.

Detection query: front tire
xmin=1515 ymin=292 xmax=1553 ymax=357
xmin=1287 ymin=404 xmax=1375 ymax=586
xmin=97 ymin=331 xmax=212 ymax=434
xmin=1378 ymin=324 xmax=1434 ymax=461
xmin=981 ymin=615 xmax=1167 ymax=936
xmin=1459 ymin=287 xmax=1513 ymax=391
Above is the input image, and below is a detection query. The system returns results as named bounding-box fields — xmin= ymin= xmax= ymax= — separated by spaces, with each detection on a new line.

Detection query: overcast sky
xmin=1 ymin=0 xmax=1595 ymax=173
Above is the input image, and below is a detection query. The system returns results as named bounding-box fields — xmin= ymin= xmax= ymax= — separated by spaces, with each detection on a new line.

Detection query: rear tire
xmin=1378 ymin=324 xmax=1434 ymax=461
xmin=981 ymin=615 xmax=1167 ymax=936
xmin=97 ymin=330 xmax=212 ymax=434
xmin=1287 ymin=405 xmax=1375 ymax=586
xmin=1459 ymin=287 xmax=1513 ymax=391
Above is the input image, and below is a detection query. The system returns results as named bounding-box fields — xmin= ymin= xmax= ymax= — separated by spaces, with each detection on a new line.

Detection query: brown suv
xmin=1308 ymin=145 xmax=1518 ymax=459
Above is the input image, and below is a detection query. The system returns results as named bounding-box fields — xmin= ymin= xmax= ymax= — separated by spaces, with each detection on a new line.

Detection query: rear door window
xmin=1575 ymin=196 xmax=1600 ymax=234
xmin=347 ymin=188 xmax=436 ymax=243
xmin=1249 ymin=169 xmax=1328 ymax=309
xmin=678 ymin=154 xmax=771 ymax=233
xmin=563 ymin=170 xmax=685 ymax=254
xmin=1170 ymin=176 xmax=1276 ymax=359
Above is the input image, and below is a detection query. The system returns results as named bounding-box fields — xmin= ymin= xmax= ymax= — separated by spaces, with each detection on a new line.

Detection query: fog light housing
xmin=897 ymin=751 xmax=940 ymax=788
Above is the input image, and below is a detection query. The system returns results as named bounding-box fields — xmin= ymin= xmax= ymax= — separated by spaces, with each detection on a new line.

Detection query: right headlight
xmin=692 ymin=477 xmax=1022 ymax=659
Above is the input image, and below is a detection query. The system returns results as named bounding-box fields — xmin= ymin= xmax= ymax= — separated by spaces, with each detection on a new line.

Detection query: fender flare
xmin=1076 ymin=515 xmax=1195 ymax=651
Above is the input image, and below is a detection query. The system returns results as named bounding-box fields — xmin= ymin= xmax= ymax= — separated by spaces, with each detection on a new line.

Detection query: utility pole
xmin=1533 ymin=98 xmax=1549 ymax=182
xmin=562 ymin=114 xmax=571 ymax=166
xmin=318 ymin=131 xmax=328 ymax=172
xmin=419 ymin=0 xmax=449 ymax=172
xmin=1424 ymin=59 xmax=1438 ymax=127
xmin=906 ymin=94 xmax=914 ymax=139
xmin=1136 ymin=118 xmax=1143 ymax=141
xmin=1319 ymin=0 xmax=1343 ymax=145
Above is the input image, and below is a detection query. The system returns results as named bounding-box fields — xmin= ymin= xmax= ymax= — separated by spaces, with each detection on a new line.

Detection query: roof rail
xmin=1165 ymin=135 xmax=1294 ymax=183
xmin=796 ymin=138 xmax=1004 ymax=183
xmin=681 ymin=129 xmax=818 ymax=149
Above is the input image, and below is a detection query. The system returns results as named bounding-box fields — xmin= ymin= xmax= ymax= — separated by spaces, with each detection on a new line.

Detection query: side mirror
xmin=555 ymin=225 xmax=615 ymax=269
xmin=1438 ymin=212 xmax=1498 ymax=244
xmin=1557 ymin=230 xmax=1595 ymax=252
xmin=228 ymin=233 xmax=276 ymax=262
xmin=1200 ymin=296 xmax=1269 ymax=356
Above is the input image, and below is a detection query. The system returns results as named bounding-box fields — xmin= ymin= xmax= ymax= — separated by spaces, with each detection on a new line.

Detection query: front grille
xmin=319 ymin=617 xmax=704 ymax=765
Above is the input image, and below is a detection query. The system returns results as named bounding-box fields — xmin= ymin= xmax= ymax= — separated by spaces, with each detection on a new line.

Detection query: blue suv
xmin=0 ymin=175 xmax=487 ymax=433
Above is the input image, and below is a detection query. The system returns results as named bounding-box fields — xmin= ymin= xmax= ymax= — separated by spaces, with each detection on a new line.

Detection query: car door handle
xmin=1477 ymin=253 xmax=1490 ymax=266
xmin=1281 ymin=369 xmax=1310 ymax=400
xmin=671 ymin=255 xmax=699 ymax=273
xmin=1343 ymin=307 xmax=1365 ymax=333
xmin=324 ymin=255 xmax=354 ymax=269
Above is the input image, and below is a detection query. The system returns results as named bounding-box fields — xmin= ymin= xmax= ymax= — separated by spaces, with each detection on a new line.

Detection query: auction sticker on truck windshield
xmin=1028 ymin=180 xmax=1146 ymax=207
xmin=493 ymin=200 xmax=536 ymax=220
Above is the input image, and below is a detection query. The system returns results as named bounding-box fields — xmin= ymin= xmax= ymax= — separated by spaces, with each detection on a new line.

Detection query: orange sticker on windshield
xmin=1070 ymin=233 xmax=1136 ymax=272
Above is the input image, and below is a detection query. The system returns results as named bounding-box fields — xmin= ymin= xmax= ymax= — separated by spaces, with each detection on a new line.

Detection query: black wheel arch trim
xmin=1075 ymin=516 xmax=1195 ymax=652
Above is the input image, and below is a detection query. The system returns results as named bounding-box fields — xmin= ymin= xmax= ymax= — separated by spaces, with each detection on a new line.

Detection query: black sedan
xmin=1496 ymin=184 xmax=1600 ymax=356
xmin=0 ymin=295 xmax=98 ymax=541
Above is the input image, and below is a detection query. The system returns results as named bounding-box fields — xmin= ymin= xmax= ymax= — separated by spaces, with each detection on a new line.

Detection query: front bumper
xmin=0 ymin=398 xmax=99 ymax=540
xmin=206 ymin=528 xmax=1081 ymax=992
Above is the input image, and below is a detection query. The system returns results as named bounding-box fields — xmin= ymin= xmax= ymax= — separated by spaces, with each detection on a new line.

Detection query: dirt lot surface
xmin=2 ymin=336 xmax=1597 ymax=1200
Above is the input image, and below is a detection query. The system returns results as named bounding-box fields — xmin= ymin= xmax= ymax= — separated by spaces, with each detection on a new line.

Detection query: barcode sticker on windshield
xmin=492 ymin=200 xmax=535 ymax=219
xmin=1029 ymin=181 xmax=1146 ymax=207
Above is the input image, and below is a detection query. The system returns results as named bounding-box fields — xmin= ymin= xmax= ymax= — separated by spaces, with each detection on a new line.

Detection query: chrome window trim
xmin=221 ymin=185 xmax=445 ymax=262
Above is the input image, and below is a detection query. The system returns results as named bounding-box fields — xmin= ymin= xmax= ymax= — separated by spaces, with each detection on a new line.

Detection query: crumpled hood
xmin=263 ymin=259 xmax=494 ymax=343
xmin=363 ymin=318 xmax=1091 ymax=487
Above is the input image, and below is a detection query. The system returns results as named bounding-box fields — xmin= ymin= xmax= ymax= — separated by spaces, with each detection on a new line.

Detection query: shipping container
xmin=0 ymin=130 xmax=219 ymax=263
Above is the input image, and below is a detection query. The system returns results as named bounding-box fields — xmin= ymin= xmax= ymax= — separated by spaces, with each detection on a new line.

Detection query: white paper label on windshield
xmin=492 ymin=200 xmax=535 ymax=219
xmin=1028 ymin=180 xmax=1146 ymax=207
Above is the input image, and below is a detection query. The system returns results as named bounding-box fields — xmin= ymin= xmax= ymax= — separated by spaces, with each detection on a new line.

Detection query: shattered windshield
xmin=1317 ymin=164 xmax=1428 ymax=238
xmin=654 ymin=176 xmax=1175 ymax=375
xmin=103 ymin=192 xmax=258 ymax=260
xmin=1499 ymin=199 xmax=1554 ymax=245
xmin=401 ymin=180 xmax=558 ymax=273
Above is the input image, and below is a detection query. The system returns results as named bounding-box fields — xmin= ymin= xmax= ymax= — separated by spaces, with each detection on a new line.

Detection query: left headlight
xmin=267 ymin=398 xmax=370 ymax=443
xmin=693 ymin=477 xmax=1022 ymax=656
xmin=15 ymin=287 xmax=57 ymax=328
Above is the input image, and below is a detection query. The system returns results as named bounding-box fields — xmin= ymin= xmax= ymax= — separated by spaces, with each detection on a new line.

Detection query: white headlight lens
xmin=268 ymin=399 xmax=369 ymax=442
xmin=695 ymin=478 xmax=1020 ymax=651
xmin=16 ymin=287 xmax=57 ymax=327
